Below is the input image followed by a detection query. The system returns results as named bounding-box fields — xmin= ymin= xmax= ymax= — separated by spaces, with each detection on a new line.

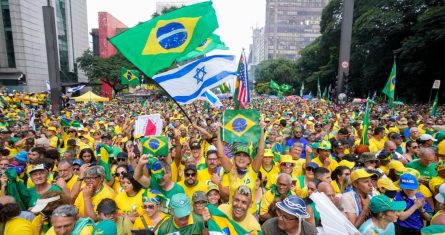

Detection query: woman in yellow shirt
xmin=114 ymin=173 xmax=144 ymax=223
xmin=132 ymin=189 xmax=169 ymax=231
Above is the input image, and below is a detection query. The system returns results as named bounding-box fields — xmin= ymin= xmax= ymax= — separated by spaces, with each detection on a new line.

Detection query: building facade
xmin=265 ymin=0 xmax=329 ymax=60
xmin=0 ymin=0 xmax=89 ymax=92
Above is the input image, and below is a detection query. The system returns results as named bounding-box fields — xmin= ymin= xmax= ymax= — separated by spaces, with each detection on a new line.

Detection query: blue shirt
xmin=285 ymin=137 xmax=309 ymax=159
xmin=359 ymin=218 xmax=395 ymax=235
xmin=394 ymin=192 xmax=433 ymax=230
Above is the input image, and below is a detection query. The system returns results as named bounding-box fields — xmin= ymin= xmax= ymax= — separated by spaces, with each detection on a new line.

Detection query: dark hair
xmin=373 ymin=127 xmax=385 ymax=136
xmin=121 ymin=173 xmax=143 ymax=194
xmin=332 ymin=166 xmax=349 ymax=181
xmin=0 ymin=203 xmax=20 ymax=223
xmin=30 ymin=146 xmax=46 ymax=156
xmin=39 ymin=191 xmax=71 ymax=214
xmin=116 ymin=164 xmax=130 ymax=173
xmin=338 ymin=128 xmax=349 ymax=135
xmin=78 ymin=148 xmax=96 ymax=163
xmin=314 ymin=167 xmax=330 ymax=179
xmin=206 ymin=150 xmax=217 ymax=157
xmin=45 ymin=149 xmax=61 ymax=161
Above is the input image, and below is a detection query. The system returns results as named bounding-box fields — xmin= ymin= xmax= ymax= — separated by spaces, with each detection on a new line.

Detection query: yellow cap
xmin=338 ymin=160 xmax=355 ymax=170
xmin=388 ymin=160 xmax=406 ymax=173
xmin=436 ymin=161 xmax=445 ymax=172
xmin=401 ymin=168 xmax=421 ymax=178
xmin=207 ymin=183 xmax=219 ymax=194
xmin=317 ymin=140 xmax=332 ymax=150
xmin=48 ymin=126 xmax=57 ymax=132
xmin=351 ymin=168 xmax=376 ymax=182
xmin=263 ymin=149 xmax=274 ymax=157
xmin=377 ymin=177 xmax=399 ymax=191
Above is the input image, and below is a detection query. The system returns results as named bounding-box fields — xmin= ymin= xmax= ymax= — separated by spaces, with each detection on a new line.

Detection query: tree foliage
xmin=255 ymin=0 xmax=445 ymax=102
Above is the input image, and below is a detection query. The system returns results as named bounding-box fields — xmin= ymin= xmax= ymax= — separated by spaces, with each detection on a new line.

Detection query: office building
xmin=0 ymin=0 xmax=89 ymax=92
xmin=265 ymin=0 xmax=329 ymax=59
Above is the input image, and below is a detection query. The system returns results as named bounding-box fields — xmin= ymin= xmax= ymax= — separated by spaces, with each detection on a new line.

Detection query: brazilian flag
xmin=141 ymin=136 xmax=169 ymax=156
xmin=270 ymin=79 xmax=281 ymax=91
xmin=176 ymin=34 xmax=228 ymax=62
xmin=222 ymin=109 xmax=261 ymax=144
xmin=219 ymin=82 xmax=231 ymax=94
xmin=120 ymin=67 xmax=140 ymax=85
xmin=60 ymin=117 xmax=81 ymax=128
xmin=109 ymin=1 xmax=219 ymax=77
xmin=207 ymin=204 xmax=262 ymax=235
xmin=96 ymin=144 xmax=112 ymax=181
xmin=280 ymin=83 xmax=292 ymax=92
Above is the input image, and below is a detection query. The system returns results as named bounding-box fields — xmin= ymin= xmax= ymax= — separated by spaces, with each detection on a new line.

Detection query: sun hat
xmin=399 ymin=173 xmax=419 ymax=190
xmin=370 ymin=195 xmax=406 ymax=213
xmin=170 ymin=193 xmax=191 ymax=218
xmin=276 ymin=195 xmax=309 ymax=219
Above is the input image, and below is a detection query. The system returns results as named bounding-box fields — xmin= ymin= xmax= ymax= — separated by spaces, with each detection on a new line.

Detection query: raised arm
xmin=216 ymin=123 xmax=233 ymax=172
xmin=133 ymin=154 xmax=151 ymax=188
xmin=252 ymin=121 xmax=266 ymax=172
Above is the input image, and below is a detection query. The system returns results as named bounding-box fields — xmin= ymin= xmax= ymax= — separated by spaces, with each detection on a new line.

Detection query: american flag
xmin=235 ymin=51 xmax=250 ymax=109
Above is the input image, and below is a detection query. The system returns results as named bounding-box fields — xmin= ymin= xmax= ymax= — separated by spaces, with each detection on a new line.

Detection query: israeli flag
xmin=152 ymin=55 xmax=237 ymax=104
xmin=200 ymin=90 xmax=222 ymax=107
xmin=67 ymin=85 xmax=85 ymax=93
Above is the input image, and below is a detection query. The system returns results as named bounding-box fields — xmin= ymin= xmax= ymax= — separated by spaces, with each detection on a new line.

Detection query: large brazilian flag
xmin=109 ymin=1 xmax=219 ymax=77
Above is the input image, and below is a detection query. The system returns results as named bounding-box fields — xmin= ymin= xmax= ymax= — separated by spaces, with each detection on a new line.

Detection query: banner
xmin=134 ymin=114 xmax=163 ymax=137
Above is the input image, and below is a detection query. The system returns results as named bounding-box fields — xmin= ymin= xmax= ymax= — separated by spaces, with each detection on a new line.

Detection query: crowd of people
xmin=0 ymin=90 xmax=444 ymax=235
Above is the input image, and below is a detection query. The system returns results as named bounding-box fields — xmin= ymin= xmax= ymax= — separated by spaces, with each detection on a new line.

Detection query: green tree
xmin=254 ymin=59 xmax=298 ymax=94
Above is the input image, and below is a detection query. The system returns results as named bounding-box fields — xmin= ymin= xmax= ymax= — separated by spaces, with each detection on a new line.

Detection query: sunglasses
xmin=84 ymin=176 xmax=100 ymax=181
xmin=185 ymin=173 xmax=196 ymax=177
xmin=115 ymin=172 xmax=127 ymax=177
xmin=117 ymin=158 xmax=126 ymax=162
xmin=281 ymin=163 xmax=294 ymax=168
xmin=143 ymin=204 xmax=156 ymax=209
xmin=411 ymin=146 xmax=419 ymax=149
xmin=305 ymin=167 xmax=315 ymax=172
xmin=73 ymin=168 xmax=80 ymax=171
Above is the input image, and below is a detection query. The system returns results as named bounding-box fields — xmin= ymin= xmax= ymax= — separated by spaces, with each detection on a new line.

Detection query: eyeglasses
xmin=84 ymin=176 xmax=100 ymax=181
xmin=277 ymin=209 xmax=298 ymax=221
xmin=143 ymin=204 xmax=156 ymax=209
xmin=117 ymin=158 xmax=126 ymax=162
xmin=411 ymin=146 xmax=419 ymax=149
xmin=73 ymin=168 xmax=80 ymax=171
xmin=305 ymin=167 xmax=315 ymax=172
xmin=185 ymin=173 xmax=196 ymax=177
xmin=281 ymin=163 xmax=294 ymax=168
xmin=115 ymin=172 xmax=127 ymax=177
xmin=194 ymin=200 xmax=207 ymax=205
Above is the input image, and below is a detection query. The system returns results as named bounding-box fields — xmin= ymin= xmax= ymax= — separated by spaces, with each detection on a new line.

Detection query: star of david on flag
xmin=222 ymin=109 xmax=261 ymax=144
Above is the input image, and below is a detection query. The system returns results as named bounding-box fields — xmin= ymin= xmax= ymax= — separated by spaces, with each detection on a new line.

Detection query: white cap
xmin=420 ymin=134 xmax=437 ymax=141
xmin=435 ymin=183 xmax=445 ymax=203
xmin=28 ymin=164 xmax=47 ymax=174
xmin=30 ymin=195 xmax=61 ymax=213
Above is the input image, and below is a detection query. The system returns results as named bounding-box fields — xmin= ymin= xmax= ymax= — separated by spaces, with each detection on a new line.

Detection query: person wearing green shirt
xmin=157 ymin=193 xmax=206 ymax=235
xmin=27 ymin=164 xmax=62 ymax=208
xmin=406 ymin=147 xmax=437 ymax=183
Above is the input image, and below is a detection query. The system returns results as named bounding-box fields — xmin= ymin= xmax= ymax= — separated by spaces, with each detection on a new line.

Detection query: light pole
xmin=336 ymin=0 xmax=354 ymax=99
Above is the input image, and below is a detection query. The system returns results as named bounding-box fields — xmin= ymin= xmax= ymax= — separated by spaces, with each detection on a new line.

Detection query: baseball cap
xmin=377 ymin=177 xmax=399 ymax=191
xmin=280 ymin=155 xmax=296 ymax=164
xmin=263 ymin=149 xmax=274 ymax=157
xmin=388 ymin=160 xmax=406 ymax=173
xmin=436 ymin=160 xmax=445 ymax=172
xmin=30 ymin=195 xmax=61 ymax=213
xmin=29 ymin=164 xmax=47 ymax=174
xmin=72 ymin=159 xmax=83 ymax=167
xmin=350 ymin=168 xmax=376 ymax=182
xmin=47 ymin=126 xmax=57 ymax=132
xmin=377 ymin=151 xmax=392 ymax=161
xmin=306 ymin=162 xmax=319 ymax=170
xmin=97 ymin=199 xmax=118 ymax=214
xmin=170 ymin=193 xmax=191 ymax=218
xmin=399 ymin=173 xmax=419 ymax=190
xmin=101 ymin=133 xmax=112 ymax=139
xmin=184 ymin=164 xmax=197 ymax=173
xmin=369 ymin=195 xmax=406 ymax=213
xmin=434 ymin=183 xmax=445 ymax=203
xmin=207 ymin=183 xmax=220 ymax=194
xmin=317 ymin=140 xmax=332 ymax=150
xmin=192 ymin=191 xmax=208 ymax=203
xmin=338 ymin=160 xmax=355 ymax=170
xmin=234 ymin=145 xmax=250 ymax=156
xmin=420 ymin=134 xmax=437 ymax=142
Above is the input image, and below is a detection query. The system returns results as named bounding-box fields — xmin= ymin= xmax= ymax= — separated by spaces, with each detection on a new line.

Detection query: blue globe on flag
xmin=232 ymin=118 xmax=247 ymax=133
xmin=156 ymin=22 xmax=187 ymax=50
xmin=148 ymin=139 xmax=160 ymax=150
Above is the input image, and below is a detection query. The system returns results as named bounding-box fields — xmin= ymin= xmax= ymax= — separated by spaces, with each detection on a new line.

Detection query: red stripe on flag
xmin=144 ymin=119 xmax=156 ymax=136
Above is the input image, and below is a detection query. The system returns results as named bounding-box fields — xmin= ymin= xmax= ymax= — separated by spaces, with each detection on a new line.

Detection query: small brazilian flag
xmin=219 ymin=82 xmax=231 ymax=94
xmin=222 ymin=109 xmax=261 ymax=144
xmin=120 ymin=67 xmax=140 ymax=85
xmin=141 ymin=136 xmax=169 ymax=156
xmin=280 ymin=83 xmax=292 ymax=92
xmin=176 ymin=34 xmax=228 ymax=62
xmin=60 ymin=117 xmax=81 ymax=128
xmin=270 ymin=79 xmax=281 ymax=91
xmin=109 ymin=1 xmax=219 ymax=77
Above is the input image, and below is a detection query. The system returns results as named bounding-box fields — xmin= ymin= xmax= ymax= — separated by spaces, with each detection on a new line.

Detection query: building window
xmin=1 ymin=0 xmax=16 ymax=68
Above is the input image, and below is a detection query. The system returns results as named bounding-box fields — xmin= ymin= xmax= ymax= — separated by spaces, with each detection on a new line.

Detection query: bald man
xmin=317 ymin=182 xmax=339 ymax=208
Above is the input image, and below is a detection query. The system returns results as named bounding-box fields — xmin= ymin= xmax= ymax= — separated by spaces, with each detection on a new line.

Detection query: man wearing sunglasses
xmin=178 ymin=164 xmax=207 ymax=201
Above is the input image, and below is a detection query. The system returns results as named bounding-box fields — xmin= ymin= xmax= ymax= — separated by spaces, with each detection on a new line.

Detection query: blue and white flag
xmin=152 ymin=55 xmax=238 ymax=104
xmin=200 ymin=90 xmax=222 ymax=107
xmin=67 ymin=85 xmax=85 ymax=93
xmin=29 ymin=109 xmax=36 ymax=131
xmin=46 ymin=80 xmax=51 ymax=92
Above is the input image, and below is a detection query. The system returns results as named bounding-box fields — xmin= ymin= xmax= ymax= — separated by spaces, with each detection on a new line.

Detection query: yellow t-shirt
xmin=260 ymin=189 xmax=295 ymax=216
xmin=66 ymin=174 xmax=79 ymax=191
xmin=5 ymin=217 xmax=37 ymax=235
xmin=221 ymin=166 xmax=258 ymax=214
xmin=369 ymin=137 xmax=385 ymax=153
xmin=132 ymin=212 xmax=169 ymax=230
xmin=293 ymin=158 xmax=306 ymax=177
xmin=218 ymin=204 xmax=262 ymax=232
xmin=178 ymin=180 xmax=208 ymax=201
xmin=196 ymin=168 xmax=224 ymax=186
xmin=312 ymin=156 xmax=338 ymax=173
xmin=429 ymin=176 xmax=445 ymax=194
xmin=74 ymin=184 xmax=116 ymax=217
xmin=49 ymin=136 xmax=59 ymax=148
xmin=115 ymin=190 xmax=144 ymax=216
xmin=259 ymin=164 xmax=280 ymax=190
xmin=438 ymin=140 xmax=445 ymax=155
